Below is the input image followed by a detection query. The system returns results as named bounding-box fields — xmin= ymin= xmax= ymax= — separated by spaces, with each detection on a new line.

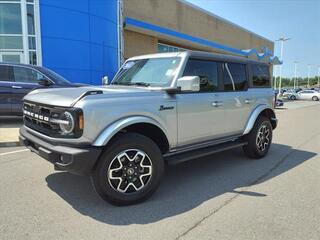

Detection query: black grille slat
xmin=23 ymin=102 xmax=64 ymax=137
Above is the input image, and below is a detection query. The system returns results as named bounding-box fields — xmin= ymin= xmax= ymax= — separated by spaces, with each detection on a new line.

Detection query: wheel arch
xmin=92 ymin=116 xmax=170 ymax=154
xmin=243 ymin=105 xmax=277 ymax=135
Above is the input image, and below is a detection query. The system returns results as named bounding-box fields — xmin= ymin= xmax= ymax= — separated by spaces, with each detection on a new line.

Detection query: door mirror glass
xmin=177 ymin=76 xmax=200 ymax=92
xmin=102 ymin=76 xmax=109 ymax=85
xmin=38 ymin=78 xmax=52 ymax=86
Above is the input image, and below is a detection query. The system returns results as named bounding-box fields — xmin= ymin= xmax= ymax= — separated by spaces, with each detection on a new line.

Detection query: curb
xmin=0 ymin=141 xmax=22 ymax=147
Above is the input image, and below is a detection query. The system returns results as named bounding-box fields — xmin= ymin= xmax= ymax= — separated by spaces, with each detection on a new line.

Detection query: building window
xmin=0 ymin=0 xmax=41 ymax=65
xmin=158 ymin=43 xmax=187 ymax=53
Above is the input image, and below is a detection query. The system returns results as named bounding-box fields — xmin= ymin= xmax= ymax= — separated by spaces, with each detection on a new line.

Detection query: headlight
xmin=59 ymin=111 xmax=75 ymax=134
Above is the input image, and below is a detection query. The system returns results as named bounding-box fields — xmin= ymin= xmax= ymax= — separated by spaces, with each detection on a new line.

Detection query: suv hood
xmin=23 ymin=85 xmax=160 ymax=107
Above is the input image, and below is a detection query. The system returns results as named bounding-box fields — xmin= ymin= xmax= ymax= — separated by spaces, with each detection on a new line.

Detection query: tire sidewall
xmin=92 ymin=133 xmax=164 ymax=205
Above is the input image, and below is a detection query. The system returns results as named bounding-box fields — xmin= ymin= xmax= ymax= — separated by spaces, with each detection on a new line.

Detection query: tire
xmin=290 ymin=95 xmax=296 ymax=100
xmin=312 ymin=96 xmax=319 ymax=101
xmin=242 ymin=116 xmax=273 ymax=159
xmin=91 ymin=133 xmax=164 ymax=206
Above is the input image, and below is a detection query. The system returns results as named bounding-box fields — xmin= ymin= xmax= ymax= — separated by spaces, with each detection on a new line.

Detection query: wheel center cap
xmin=127 ymin=168 xmax=134 ymax=175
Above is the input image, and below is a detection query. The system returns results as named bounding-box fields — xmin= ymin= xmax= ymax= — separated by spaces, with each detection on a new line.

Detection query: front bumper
xmin=19 ymin=126 xmax=101 ymax=176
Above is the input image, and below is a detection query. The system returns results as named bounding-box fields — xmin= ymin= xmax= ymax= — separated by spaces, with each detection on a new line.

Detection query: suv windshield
xmin=112 ymin=57 xmax=181 ymax=87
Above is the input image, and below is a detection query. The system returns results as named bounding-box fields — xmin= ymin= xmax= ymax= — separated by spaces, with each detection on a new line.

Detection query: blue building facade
xmin=0 ymin=0 xmax=279 ymax=86
xmin=39 ymin=0 xmax=119 ymax=85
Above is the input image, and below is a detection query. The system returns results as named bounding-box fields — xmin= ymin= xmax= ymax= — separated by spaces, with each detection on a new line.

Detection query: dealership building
xmin=0 ymin=0 xmax=279 ymax=85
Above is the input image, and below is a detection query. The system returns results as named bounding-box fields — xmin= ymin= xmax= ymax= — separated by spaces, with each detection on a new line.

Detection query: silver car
xmin=20 ymin=51 xmax=277 ymax=205
xmin=296 ymin=90 xmax=320 ymax=101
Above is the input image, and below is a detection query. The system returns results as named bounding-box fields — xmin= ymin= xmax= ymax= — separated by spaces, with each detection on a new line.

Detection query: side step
xmin=164 ymin=139 xmax=247 ymax=164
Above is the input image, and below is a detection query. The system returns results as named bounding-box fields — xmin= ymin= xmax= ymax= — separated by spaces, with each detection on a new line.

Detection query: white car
xmin=296 ymin=90 xmax=320 ymax=101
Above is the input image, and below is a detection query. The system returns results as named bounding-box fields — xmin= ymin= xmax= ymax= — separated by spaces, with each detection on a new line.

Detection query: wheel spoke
xmin=107 ymin=149 xmax=153 ymax=194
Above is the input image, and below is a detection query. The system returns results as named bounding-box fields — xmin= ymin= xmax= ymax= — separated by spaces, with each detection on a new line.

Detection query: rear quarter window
xmin=251 ymin=64 xmax=270 ymax=87
xmin=0 ymin=65 xmax=13 ymax=82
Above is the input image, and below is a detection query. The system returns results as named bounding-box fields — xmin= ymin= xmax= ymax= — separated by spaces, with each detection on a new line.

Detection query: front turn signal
xmin=79 ymin=114 xmax=84 ymax=130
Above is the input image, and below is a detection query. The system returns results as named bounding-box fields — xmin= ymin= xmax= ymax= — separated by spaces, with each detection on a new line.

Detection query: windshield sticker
xmin=123 ymin=61 xmax=135 ymax=70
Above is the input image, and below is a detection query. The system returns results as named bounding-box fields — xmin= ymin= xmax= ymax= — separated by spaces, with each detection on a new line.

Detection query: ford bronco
xmin=20 ymin=51 xmax=277 ymax=205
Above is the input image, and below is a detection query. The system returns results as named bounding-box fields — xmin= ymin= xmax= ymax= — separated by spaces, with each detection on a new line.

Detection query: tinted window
xmin=252 ymin=64 xmax=270 ymax=87
xmin=13 ymin=66 xmax=45 ymax=83
xmin=0 ymin=65 xmax=13 ymax=82
xmin=223 ymin=63 xmax=247 ymax=91
xmin=183 ymin=59 xmax=219 ymax=92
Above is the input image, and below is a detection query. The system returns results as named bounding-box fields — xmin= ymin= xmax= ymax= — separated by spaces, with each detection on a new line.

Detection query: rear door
xmin=11 ymin=66 xmax=47 ymax=115
xmin=0 ymin=65 xmax=14 ymax=115
xmin=220 ymin=62 xmax=250 ymax=135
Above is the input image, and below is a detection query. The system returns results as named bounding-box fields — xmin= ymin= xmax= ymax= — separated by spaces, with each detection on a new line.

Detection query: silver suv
xmin=20 ymin=51 xmax=277 ymax=205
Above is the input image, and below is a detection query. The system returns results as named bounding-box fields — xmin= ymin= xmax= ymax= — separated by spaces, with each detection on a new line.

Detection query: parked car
xmin=20 ymin=51 xmax=277 ymax=205
xmin=283 ymin=90 xmax=299 ymax=100
xmin=296 ymin=90 xmax=320 ymax=101
xmin=0 ymin=63 xmax=86 ymax=116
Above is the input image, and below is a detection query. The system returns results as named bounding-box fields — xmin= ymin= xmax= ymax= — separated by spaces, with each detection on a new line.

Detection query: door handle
xmin=245 ymin=99 xmax=253 ymax=104
xmin=12 ymin=85 xmax=22 ymax=89
xmin=211 ymin=101 xmax=223 ymax=107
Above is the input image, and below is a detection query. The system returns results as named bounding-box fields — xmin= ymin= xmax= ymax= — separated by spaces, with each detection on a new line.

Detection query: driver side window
xmin=183 ymin=59 xmax=219 ymax=92
xmin=13 ymin=66 xmax=46 ymax=84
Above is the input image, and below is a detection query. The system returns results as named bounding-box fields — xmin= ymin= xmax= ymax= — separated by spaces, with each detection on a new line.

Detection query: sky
xmin=186 ymin=0 xmax=320 ymax=78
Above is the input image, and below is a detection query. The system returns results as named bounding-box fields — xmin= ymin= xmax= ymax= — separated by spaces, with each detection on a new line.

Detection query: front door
xmin=176 ymin=58 xmax=226 ymax=147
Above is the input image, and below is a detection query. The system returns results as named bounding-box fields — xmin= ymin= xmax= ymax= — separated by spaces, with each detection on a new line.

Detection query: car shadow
xmin=0 ymin=116 xmax=22 ymax=128
xmin=45 ymin=143 xmax=315 ymax=225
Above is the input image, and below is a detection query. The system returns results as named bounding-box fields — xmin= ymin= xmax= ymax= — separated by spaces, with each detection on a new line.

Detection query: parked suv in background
xmin=20 ymin=51 xmax=277 ymax=205
xmin=0 ymin=63 xmax=85 ymax=116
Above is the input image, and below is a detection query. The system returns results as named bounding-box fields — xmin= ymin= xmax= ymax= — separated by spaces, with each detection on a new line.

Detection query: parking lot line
xmin=0 ymin=149 xmax=29 ymax=156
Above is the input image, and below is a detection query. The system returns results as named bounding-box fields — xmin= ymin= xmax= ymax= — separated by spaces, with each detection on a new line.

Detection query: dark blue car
xmin=0 ymin=63 xmax=86 ymax=116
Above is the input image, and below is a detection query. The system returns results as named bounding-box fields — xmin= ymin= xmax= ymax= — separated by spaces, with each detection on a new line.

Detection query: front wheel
xmin=312 ymin=96 xmax=319 ymax=101
xmin=290 ymin=95 xmax=296 ymax=100
xmin=91 ymin=133 xmax=164 ymax=205
xmin=243 ymin=116 xmax=273 ymax=159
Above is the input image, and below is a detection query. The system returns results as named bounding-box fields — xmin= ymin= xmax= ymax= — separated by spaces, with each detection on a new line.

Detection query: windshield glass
xmin=36 ymin=67 xmax=71 ymax=85
xmin=112 ymin=57 xmax=181 ymax=87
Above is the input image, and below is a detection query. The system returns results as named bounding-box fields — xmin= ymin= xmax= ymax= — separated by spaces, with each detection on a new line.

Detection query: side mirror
xmin=177 ymin=76 xmax=200 ymax=92
xmin=102 ymin=76 xmax=109 ymax=85
xmin=38 ymin=79 xmax=52 ymax=86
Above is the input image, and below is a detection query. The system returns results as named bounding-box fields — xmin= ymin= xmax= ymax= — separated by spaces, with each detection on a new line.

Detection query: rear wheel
xmin=243 ymin=116 xmax=273 ymax=159
xmin=91 ymin=133 xmax=164 ymax=205
xmin=312 ymin=96 xmax=319 ymax=101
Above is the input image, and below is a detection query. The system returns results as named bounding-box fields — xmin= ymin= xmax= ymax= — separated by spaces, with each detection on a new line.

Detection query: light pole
xmin=317 ymin=66 xmax=320 ymax=88
xmin=276 ymin=37 xmax=291 ymax=96
xmin=307 ymin=64 xmax=311 ymax=88
xmin=294 ymin=61 xmax=298 ymax=89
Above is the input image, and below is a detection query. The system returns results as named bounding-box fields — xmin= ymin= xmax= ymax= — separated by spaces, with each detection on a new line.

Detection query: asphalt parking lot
xmin=0 ymin=101 xmax=320 ymax=240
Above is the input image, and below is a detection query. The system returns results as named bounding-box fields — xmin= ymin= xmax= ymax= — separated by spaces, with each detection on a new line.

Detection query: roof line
xmin=179 ymin=0 xmax=273 ymax=43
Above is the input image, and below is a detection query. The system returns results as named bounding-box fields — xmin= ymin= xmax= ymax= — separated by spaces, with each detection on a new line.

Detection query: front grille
xmin=23 ymin=102 xmax=65 ymax=137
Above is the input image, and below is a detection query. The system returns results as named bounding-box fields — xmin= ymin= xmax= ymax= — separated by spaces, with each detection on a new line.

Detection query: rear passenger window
xmin=223 ymin=63 xmax=247 ymax=91
xmin=0 ymin=65 xmax=13 ymax=82
xmin=251 ymin=64 xmax=270 ymax=87
xmin=183 ymin=59 xmax=219 ymax=92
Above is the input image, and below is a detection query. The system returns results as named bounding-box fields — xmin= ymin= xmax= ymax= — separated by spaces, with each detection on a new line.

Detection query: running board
xmin=164 ymin=139 xmax=247 ymax=164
